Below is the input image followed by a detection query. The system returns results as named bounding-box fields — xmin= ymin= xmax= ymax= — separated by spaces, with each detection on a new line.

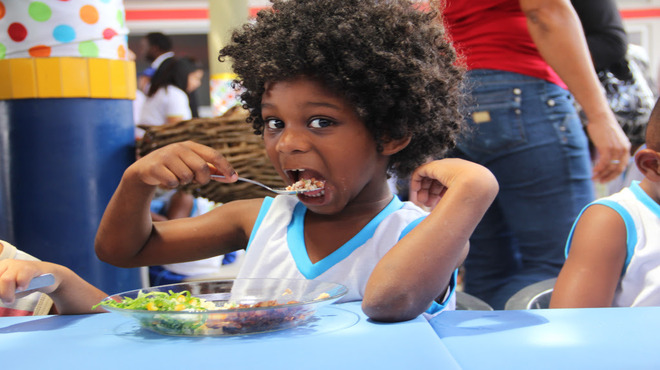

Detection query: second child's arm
xmin=362 ymin=159 xmax=498 ymax=321
xmin=0 ymin=259 xmax=108 ymax=314
xmin=550 ymin=205 xmax=627 ymax=308
xmin=95 ymin=141 xmax=258 ymax=268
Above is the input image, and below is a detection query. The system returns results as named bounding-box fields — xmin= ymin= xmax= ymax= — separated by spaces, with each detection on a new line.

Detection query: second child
xmin=551 ymin=97 xmax=660 ymax=307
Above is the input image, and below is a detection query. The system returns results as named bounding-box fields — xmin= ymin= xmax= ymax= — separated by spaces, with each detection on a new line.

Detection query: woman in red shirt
xmin=440 ymin=0 xmax=630 ymax=309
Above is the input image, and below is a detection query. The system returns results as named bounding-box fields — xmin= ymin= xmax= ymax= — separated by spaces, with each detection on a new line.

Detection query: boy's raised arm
xmin=362 ymin=159 xmax=498 ymax=321
xmin=95 ymin=141 xmax=238 ymax=267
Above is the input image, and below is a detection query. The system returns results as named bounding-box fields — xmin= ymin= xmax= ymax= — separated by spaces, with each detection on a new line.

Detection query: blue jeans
xmin=454 ymin=70 xmax=595 ymax=309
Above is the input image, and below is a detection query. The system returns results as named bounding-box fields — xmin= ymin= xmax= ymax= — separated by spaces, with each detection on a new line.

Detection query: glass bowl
xmin=99 ymin=278 xmax=348 ymax=336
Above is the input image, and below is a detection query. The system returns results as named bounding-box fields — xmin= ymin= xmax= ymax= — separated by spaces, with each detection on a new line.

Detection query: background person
xmin=440 ymin=0 xmax=631 ymax=309
xmin=141 ymin=32 xmax=175 ymax=90
xmin=572 ymin=0 xmax=656 ymax=197
xmin=134 ymin=56 xmax=218 ymax=285
xmin=137 ymin=57 xmax=204 ymax=137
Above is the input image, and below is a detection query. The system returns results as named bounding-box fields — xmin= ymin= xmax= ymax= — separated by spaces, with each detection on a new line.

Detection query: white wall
xmin=618 ymin=0 xmax=660 ymax=90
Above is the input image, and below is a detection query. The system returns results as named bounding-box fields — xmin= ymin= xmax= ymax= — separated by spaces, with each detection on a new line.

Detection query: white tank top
xmin=566 ymin=181 xmax=660 ymax=306
xmin=237 ymin=195 xmax=456 ymax=314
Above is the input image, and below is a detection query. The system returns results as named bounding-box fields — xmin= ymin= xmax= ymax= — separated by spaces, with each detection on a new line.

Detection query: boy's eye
xmin=309 ymin=118 xmax=333 ymax=128
xmin=265 ymin=118 xmax=284 ymax=129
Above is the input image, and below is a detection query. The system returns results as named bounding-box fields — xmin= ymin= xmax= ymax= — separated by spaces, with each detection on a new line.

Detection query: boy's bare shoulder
xmin=572 ymin=203 xmax=627 ymax=256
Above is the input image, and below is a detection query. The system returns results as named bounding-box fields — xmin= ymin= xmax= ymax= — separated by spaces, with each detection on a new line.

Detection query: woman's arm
xmin=520 ymin=0 xmax=630 ymax=182
xmin=550 ymin=204 xmax=627 ymax=308
xmin=362 ymin=159 xmax=498 ymax=321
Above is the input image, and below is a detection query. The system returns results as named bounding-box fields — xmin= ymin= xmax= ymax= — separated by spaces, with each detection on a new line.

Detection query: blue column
xmin=0 ymin=98 xmax=140 ymax=294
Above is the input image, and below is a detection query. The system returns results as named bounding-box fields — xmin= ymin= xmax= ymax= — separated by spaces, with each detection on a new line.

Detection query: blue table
xmin=1 ymin=302 xmax=459 ymax=369
xmin=430 ymin=307 xmax=660 ymax=369
xmin=6 ymin=301 xmax=658 ymax=369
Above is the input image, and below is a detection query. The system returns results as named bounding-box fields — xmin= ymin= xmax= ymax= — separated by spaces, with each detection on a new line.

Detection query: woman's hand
xmin=585 ymin=113 xmax=631 ymax=183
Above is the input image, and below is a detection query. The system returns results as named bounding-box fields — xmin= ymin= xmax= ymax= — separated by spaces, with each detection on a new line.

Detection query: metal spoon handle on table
xmin=210 ymin=175 xmax=298 ymax=195
xmin=15 ymin=273 xmax=55 ymax=294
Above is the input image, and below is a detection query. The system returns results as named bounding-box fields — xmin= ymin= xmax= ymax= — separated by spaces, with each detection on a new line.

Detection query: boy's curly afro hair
xmin=219 ymin=0 xmax=464 ymax=178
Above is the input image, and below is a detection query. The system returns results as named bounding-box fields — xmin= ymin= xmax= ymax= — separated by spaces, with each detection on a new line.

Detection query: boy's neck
xmin=303 ymin=191 xmax=395 ymax=263
xmin=639 ymin=178 xmax=660 ymax=205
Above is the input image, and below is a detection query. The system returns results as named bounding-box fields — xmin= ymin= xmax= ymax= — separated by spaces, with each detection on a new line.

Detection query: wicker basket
xmin=137 ymin=106 xmax=284 ymax=203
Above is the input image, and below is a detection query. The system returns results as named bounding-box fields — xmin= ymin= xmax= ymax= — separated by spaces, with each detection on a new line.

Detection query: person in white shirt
xmin=136 ymin=57 xmax=204 ymax=138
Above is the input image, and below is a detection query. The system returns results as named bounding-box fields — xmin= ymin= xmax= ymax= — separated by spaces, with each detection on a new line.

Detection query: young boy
xmin=0 ymin=240 xmax=107 ymax=315
xmin=551 ymin=97 xmax=660 ymax=307
xmin=95 ymin=0 xmax=498 ymax=321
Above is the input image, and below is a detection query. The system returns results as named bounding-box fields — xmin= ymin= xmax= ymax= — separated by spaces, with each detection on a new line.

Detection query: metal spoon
xmin=210 ymin=175 xmax=320 ymax=195
xmin=16 ymin=273 xmax=55 ymax=294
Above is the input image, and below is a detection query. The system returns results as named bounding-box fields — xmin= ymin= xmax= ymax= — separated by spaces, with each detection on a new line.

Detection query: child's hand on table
xmin=0 ymin=259 xmax=60 ymax=304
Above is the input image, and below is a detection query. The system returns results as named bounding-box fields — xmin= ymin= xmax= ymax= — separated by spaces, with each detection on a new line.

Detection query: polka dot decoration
xmin=29 ymin=45 xmax=51 ymax=57
xmin=8 ymin=23 xmax=28 ymax=42
xmin=28 ymin=2 xmax=52 ymax=22
xmin=79 ymin=5 xmax=98 ymax=25
xmin=53 ymin=24 xmax=76 ymax=43
xmin=0 ymin=0 xmax=128 ymax=60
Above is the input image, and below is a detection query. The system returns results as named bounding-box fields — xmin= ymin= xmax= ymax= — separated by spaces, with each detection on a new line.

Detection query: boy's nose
xmin=276 ymin=127 xmax=311 ymax=153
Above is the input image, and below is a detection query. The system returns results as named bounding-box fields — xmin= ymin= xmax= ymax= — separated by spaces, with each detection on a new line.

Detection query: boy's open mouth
xmin=285 ymin=169 xmax=326 ymax=198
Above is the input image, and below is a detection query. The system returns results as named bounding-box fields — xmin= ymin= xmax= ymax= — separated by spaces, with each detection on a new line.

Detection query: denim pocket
xmin=457 ymin=87 xmax=526 ymax=159
xmin=541 ymin=89 xmax=586 ymax=150
xmin=552 ymin=107 xmax=588 ymax=151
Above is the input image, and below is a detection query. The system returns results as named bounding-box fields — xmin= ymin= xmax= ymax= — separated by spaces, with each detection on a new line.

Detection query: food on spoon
xmin=286 ymin=178 xmax=324 ymax=192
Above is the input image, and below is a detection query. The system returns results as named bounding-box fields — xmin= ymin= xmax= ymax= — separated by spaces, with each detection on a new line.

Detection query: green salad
xmin=93 ymin=290 xmax=219 ymax=312
xmin=94 ymin=290 xmax=221 ymax=335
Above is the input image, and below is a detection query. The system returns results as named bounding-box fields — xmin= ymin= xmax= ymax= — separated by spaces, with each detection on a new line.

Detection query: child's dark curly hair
xmin=219 ymin=0 xmax=464 ymax=178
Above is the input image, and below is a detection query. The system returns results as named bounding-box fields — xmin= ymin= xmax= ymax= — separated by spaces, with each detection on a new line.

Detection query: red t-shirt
xmin=442 ymin=0 xmax=566 ymax=88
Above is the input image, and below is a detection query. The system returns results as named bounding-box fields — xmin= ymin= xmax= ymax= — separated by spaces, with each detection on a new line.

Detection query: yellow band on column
xmin=0 ymin=58 xmax=136 ymax=100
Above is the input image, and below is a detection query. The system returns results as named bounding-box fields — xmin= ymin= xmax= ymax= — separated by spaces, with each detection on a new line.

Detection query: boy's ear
xmin=381 ymin=135 xmax=412 ymax=156
xmin=635 ymin=148 xmax=660 ymax=181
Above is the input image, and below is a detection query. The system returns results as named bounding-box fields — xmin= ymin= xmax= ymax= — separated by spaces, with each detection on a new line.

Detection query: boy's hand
xmin=0 ymin=259 xmax=61 ymax=304
xmin=128 ymin=141 xmax=238 ymax=189
xmin=409 ymin=158 xmax=498 ymax=209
